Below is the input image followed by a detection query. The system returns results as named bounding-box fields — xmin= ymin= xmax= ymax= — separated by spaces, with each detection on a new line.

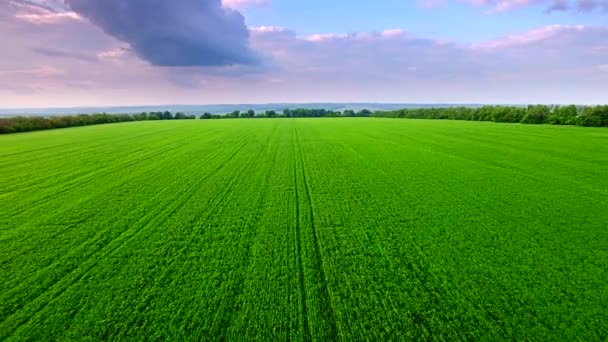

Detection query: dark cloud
xmin=576 ymin=0 xmax=608 ymax=11
xmin=546 ymin=0 xmax=608 ymax=12
xmin=64 ymin=0 xmax=259 ymax=67
xmin=545 ymin=0 xmax=569 ymax=12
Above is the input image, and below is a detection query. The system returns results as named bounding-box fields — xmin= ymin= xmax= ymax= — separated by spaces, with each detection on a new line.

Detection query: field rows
xmin=0 ymin=119 xmax=606 ymax=340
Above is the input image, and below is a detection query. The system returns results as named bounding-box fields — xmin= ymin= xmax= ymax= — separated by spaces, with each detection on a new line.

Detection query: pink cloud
xmin=474 ymin=25 xmax=585 ymax=48
xmin=222 ymin=0 xmax=269 ymax=8
xmin=15 ymin=12 xmax=82 ymax=24
xmin=0 ymin=66 xmax=64 ymax=77
xmin=430 ymin=0 xmax=608 ymax=12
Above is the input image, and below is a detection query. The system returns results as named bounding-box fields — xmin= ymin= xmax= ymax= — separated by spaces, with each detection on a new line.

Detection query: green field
xmin=0 ymin=118 xmax=606 ymax=340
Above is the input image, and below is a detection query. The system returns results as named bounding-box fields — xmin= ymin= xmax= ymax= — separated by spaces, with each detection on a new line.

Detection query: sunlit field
xmin=1 ymin=119 xmax=606 ymax=340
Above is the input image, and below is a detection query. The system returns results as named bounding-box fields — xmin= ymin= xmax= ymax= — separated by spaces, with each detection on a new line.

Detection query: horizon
xmin=0 ymin=102 xmax=544 ymax=116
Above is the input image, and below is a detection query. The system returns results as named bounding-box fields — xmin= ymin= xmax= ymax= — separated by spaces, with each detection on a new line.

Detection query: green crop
xmin=1 ymin=119 xmax=606 ymax=340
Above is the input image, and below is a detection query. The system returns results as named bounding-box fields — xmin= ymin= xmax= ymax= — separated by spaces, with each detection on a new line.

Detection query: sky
xmin=0 ymin=0 xmax=607 ymax=107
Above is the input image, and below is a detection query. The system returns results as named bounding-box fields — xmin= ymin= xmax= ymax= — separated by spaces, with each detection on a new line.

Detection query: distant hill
xmin=0 ymin=103 xmax=486 ymax=117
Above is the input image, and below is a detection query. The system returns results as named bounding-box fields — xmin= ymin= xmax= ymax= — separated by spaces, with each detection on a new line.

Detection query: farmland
xmin=0 ymin=118 xmax=606 ymax=340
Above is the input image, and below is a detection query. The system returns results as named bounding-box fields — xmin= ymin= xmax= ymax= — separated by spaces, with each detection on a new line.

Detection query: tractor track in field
xmin=0 ymin=127 xmax=208 ymax=194
xmin=340 ymin=129 xmax=554 ymax=336
xmin=211 ymin=123 xmax=283 ymax=337
xmin=0 ymin=139 xmax=251 ymax=339
xmin=292 ymin=128 xmax=311 ymax=341
xmin=0 ymin=133 xmax=231 ymax=269
xmin=313 ymin=131 xmax=507 ymax=338
xmin=98 ymin=127 xmax=271 ymax=334
xmin=1 ymin=130 xmax=242 ymax=238
xmin=294 ymin=127 xmax=339 ymax=341
xmin=0 ymin=125 xmax=181 ymax=167
xmin=3 ymin=133 xmax=197 ymax=218
xmin=110 ymin=128 xmax=277 ymax=337
xmin=5 ymin=126 xmax=277 ymax=340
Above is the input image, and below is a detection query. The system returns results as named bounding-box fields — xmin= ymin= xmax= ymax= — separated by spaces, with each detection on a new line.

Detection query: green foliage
xmin=578 ymin=105 xmax=608 ymax=127
xmin=520 ymin=105 xmax=550 ymax=124
xmin=374 ymin=105 xmax=608 ymax=127
xmin=264 ymin=110 xmax=277 ymax=118
xmin=0 ymin=111 xmax=198 ymax=134
xmin=2 ymin=105 xmax=607 ymax=135
xmin=0 ymin=119 xmax=606 ymax=340
xmin=200 ymin=112 xmax=221 ymax=119
xmin=548 ymin=105 xmax=578 ymax=125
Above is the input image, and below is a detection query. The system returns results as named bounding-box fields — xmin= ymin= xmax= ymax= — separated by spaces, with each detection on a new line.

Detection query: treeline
xmin=0 ymin=111 xmax=196 ymax=134
xmin=2 ymin=105 xmax=606 ymax=134
xmin=373 ymin=105 xmax=608 ymax=127
xmin=200 ymin=108 xmax=372 ymax=119
xmin=0 ymin=108 xmax=373 ymax=134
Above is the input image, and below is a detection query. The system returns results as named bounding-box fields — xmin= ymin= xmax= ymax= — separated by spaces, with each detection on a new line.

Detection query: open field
xmin=0 ymin=118 xmax=606 ymax=340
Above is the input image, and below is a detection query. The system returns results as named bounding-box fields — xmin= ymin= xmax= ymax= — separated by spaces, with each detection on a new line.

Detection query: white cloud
xmin=97 ymin=47 xmax=129 ymax=60
xmin=0 ymin=66 xmax=63 ymax=77
xmin=249 ymin=26 xmax=287 ymax=33
xmin=15 ymin=11 xmax=81 ymax=24
xmin=222 ymin=0 xmax=268 ymax=8
xmin=473 ymin=25 xmax=585 ymax=49
xmin=303 ymin=33 xmax=349 ymax=42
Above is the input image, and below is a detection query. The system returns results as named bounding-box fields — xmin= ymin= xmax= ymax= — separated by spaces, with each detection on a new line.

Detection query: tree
xmin=577 ymin=106 xmax=604 ymax=127
xmin=356 ymin=109 xmax=372 ymax=117
xmin=148 ymin=112 xmax=161 ymax=120
xmin=162 ymin=111 xmax=173 ymax=120
xmin=549 ymin=105 xmax=578 ymax=125
xmin=521 ymin=105 xmax=550 ymax=124
xmin=241 ymin=110 xmax=255 ymax=118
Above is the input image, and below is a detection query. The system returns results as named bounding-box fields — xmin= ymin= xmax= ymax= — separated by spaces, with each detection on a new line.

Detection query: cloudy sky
xmin=0 ymin=0 xmax=607 ymax=107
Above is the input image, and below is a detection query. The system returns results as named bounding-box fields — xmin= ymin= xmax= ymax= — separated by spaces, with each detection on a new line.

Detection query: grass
xmin=0 ymin=118 xmax=606 ymax=340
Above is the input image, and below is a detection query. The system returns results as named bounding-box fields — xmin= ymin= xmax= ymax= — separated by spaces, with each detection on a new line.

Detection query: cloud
xmin=97 ymin=47 xmax=130 ymax=60
xmin=461 ymin=0 xmax=608 ymax=12
xmin=473 ymin=24 xmax=585 ymax=49
xmin=15 ymin=11 xmax=81 ymax=24
xmin=63 ymin=0 xmax=259 ymax=67
xmin=9 ymin=0 xmax=80 ymax=24
xmin=32 ymin=47 xmax=98 ymax=62
xmin=222 ymin=0 xmax=269 ymax=8
xmin=8 ymin=0 xmax=66 ymax=13
xmin=0 ymin=66 xmax=63 ymax=77
xmin=247 ymin=24 xmax=608 ymax=103
xmin=0 ymin=66 xmax=65 ymax=94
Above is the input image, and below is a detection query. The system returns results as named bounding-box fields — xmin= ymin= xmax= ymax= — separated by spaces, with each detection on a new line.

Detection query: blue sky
xmin=241 ymin=0 xmax=605 ymax=41
xmin=242 ymin=0 xmax=608 ymax=42
xmin=0 ymin=0 xmax=607 ymax=107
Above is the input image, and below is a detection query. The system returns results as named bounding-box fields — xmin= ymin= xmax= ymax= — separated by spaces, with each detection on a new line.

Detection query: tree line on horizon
xmin=1 ymin=105 xmax=606 ymax=134
xmin=372 ymin=105 xmax=608 ymax=127
xmin=0 ymin=111 xmax=196 ymax=134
